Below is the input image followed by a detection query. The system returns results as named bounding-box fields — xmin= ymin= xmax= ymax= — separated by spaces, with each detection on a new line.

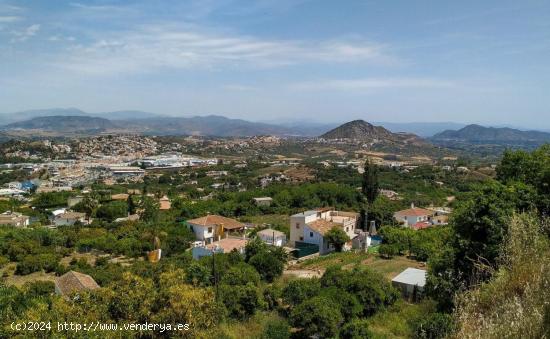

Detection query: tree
xmin=452 ymin=182 xmax=516 ymax=285
xmin=219 ymin=283 xmax=262 ymax=320
xmin=154 ymin=284 xmax=224 ymax=336
xmin=95 ymin=201 xmax=127 ymax=221
xmin=249 ymin=251 xmax=285 ymax=282
xmin=244 ymin=237 xmax=268 ymax=262
xmin=140 ymin=196 xmax=159 ymax=222
xmin=221 ymin=263 xmax=261 ymax=286
xmin=79 ymin=195 xmax=98 ymax=222
xmin=282 ymin=278 xmax=321 ymax=306
xmin=325 ymin=227 xmax=350 ymax=252
xmin=362 ymin=159 xmax=379 ymax=205
xmin=497 ymin=145 xmax=550 ymax=216
xmin=127 ymin=195 xmax=136 ymax=215
xmin=290 ymin=296 xmax=343 ymax=339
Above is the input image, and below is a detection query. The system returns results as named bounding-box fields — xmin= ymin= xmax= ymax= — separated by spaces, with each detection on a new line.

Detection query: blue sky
xmin=1 ymin=0 xmax=549 ymax=127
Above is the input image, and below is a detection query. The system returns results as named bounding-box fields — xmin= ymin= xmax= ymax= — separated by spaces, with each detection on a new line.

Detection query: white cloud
xmin=290 ymin=78 xmax=455 ymax=91
xmin=11 ymin=23 xmax=40 ymax=42
xmin=52 ymin=24 xmax=389 ymax=75
xmin=0 ymin=15 xmax=20 ymax=23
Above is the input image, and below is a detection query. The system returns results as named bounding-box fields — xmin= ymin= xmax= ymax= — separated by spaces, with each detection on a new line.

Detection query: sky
xmin=0 ymin=0 xmax=549 ymax=128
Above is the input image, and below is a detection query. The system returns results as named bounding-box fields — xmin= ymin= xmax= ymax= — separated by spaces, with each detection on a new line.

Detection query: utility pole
xmin=212 ymin=251 xmax=219 ymax=302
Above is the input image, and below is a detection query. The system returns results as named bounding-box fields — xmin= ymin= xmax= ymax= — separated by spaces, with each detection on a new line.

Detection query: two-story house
xmin=289 ymin=208 xmax=358 ymax=255
xmin=187 ymin=214 xmax=245 ymax=244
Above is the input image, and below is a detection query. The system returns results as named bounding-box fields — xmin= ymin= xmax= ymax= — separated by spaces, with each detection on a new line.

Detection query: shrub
xmin=340 ymin=319 xmax=374 ymax=339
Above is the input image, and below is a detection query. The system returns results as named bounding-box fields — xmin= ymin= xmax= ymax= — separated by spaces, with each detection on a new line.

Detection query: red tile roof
xmin=395 ymin=207 xmax=434 ymax=217
xmin=307 ymin=219 xmax=340 ymax=236
xmin=412 ymin=222 xmax=432 ymax=230
xmin=187 ymin=215 xmax=244 ymax=230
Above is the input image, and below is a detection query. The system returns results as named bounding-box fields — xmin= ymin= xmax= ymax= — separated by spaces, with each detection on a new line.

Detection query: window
xmin=299 ymin=236 xmax=304 ymax=241
xmin=310 ymin=232 xmax=313 ymax=237
xmin=346 ymin=227 xmax=349 ymax=232
xmin=207 ymin=227 xmax=212 ymax=233
xmin=295 ymin=223 xmax=300 ymax=229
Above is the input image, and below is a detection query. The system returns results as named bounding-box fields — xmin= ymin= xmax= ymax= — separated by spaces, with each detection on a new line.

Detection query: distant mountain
xmin=432 ymin=124 xmax=550 ymax=146
xmin=128 ymin=115 xmax=293 ymax=136
xmin=321 ymin=120 xmax=398 ymax=141
xmin=0 ymin=114 xmax=295 ymax=137
xmin=2 ymin=116 xmax=117 ymax=132
xmin=319 ymin=119 xmax=430 ymax=150
xmin=0 ymin=108 xmax=162 ymax=125
xmin=99 ymin=110 xmax=162 ymax=120
xmin=0 ymin=108 xmax=89 ymax=125
xmin=375 ymin=122 xmax=466 ymax=137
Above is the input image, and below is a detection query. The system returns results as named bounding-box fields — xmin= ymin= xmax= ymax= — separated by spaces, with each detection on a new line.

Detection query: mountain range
xmin=431 ymin=124 xmax=550 ymax=148
xmin=0 ymin=108 xmax=468 ymax=137
xmin=1 ymin=109 xmax=549 ymax=150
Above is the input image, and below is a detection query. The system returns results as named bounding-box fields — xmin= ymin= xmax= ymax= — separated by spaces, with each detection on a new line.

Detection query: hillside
xmin=2 ymin=116 xmax=117 ymax=132
xmin=0 ymin=114 xmax=296 ymax=137
xmin=432 ymin=124 xmax=550 ymax=146
xmin=129 ymin=115 xmax=293 ymax=136
xmin=320 ymin=120 xmax=396 ymax=141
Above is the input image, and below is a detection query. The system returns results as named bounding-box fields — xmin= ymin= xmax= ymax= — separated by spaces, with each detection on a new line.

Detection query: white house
xmin=393 ymin=204 xmax=434 ymax=228
xmin=187 ymin=215 xmax=245 ymax=244
xmin=54 ymin=211 xmax=87 ymax=226
xmin=289 ymin=208 xmax=357 ymax=255
xmin=0 ymin=211 xmax=30 ymax=227
xmin=192 ymin=237 xmax=248 ymax=260
xmin=257 ymin=228 xmax=286 ymax=247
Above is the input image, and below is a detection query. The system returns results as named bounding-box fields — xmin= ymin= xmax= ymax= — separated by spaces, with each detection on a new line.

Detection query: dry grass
xmin=292 ymin=252 xmax=424 ymax=280
xmin=453 ymin=214 xmax=550 ymax=339
xmin=367 ymin=299 xmax=437 ymax=339
xmin=1 ymin=262 xmax=56 ymax=287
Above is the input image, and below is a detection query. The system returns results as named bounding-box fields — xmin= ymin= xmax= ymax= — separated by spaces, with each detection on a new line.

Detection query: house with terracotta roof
xmin=393 ymin=204 xmax=434 ymax=228
xmin=289 ymin=208 xmax=358 ymax=255
xmin=159 ymin=195 xmax=171 ymax=210
xmin=55 ymin=271 xmax=100 ymax=297
xmin=0 ymin=211 xmax=30 ymax=227
xmin=187 ymin=214 xmax=245 ymax=244
xmin=111 ymin=193 xmax=129 ymax=201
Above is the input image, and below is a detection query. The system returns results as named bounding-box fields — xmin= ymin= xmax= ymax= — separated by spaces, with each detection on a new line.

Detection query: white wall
xmin=188 ymin=223 xmax=215 ymax=242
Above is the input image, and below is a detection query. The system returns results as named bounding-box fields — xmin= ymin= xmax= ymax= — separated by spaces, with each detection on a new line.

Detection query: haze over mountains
xmin=431 ymin=124 xmax=550 ymax=148
xmin=0 ymin=108 xmax=467 ymax=137
xmin=1 ymin=109 xmax=549 ymax=148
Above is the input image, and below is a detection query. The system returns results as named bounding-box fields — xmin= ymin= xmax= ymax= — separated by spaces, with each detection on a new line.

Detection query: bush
xmin=15 ymin=254 xmax=59 ymax=275
xmin=249 ymin=251 xmax=284 ymax=283
xmin=340 ymin=319 xmax=374 ymax=339
xmin=413 ymin=313 xmax=454 ymax=339
xmin=282 ymin=278 xmax=321 ymax=306
xmin=262 ymin=317 xmax=290 ymax=339
xmin=219 ymin=283 xmax=263 ymax=320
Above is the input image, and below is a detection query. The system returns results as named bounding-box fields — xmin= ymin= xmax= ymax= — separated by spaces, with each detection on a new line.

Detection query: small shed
xmin=391 ymin=268 xmax=426 ymax=301
xmin=257 ymin=228 xmax=287 ymax=247
xmin=253 ymin=197 xmax=273 ymax=207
